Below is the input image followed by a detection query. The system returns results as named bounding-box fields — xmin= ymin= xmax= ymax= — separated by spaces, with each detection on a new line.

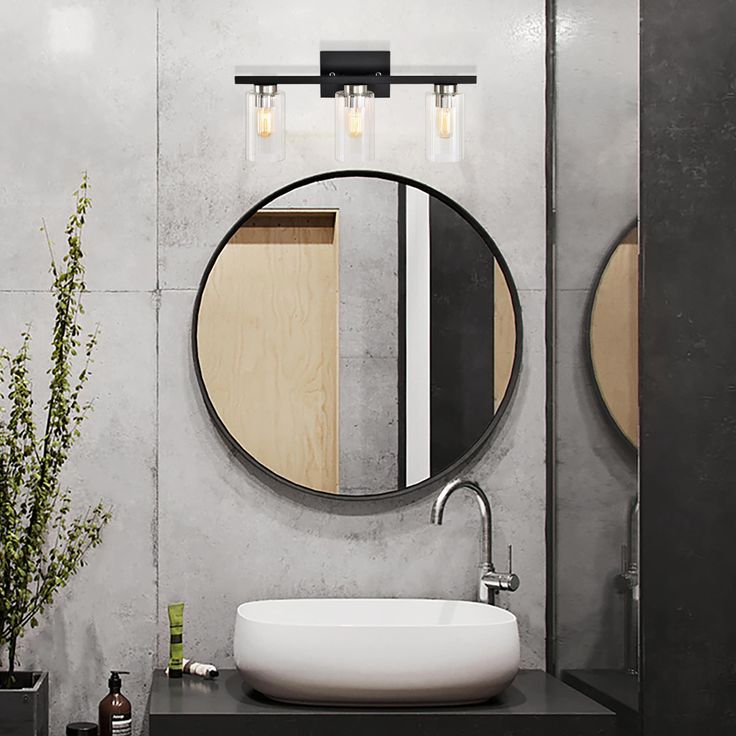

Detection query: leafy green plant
xmin=0 ymin=175 xmax=111 ymax=685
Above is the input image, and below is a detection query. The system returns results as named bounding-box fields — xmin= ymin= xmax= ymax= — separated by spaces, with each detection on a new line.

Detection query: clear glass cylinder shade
xmin=246 ymin=88 xmax=285 ymax=162
xmin=426 ymin=89 xmax=464 ymax=162
xmin=335 ymin=87 xmax=375 ymax=162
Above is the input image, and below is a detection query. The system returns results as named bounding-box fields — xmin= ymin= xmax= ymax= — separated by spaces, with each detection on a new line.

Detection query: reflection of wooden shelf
xmin=198 ymin=208 xmax=340 ymax=493
xmin=232 ymin=209 xmax=338 ymax=244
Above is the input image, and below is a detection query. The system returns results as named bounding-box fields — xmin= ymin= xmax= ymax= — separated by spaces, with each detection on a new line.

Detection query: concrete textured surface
xmin=555 ymin=292 xmax=637 ymax=669
xmin=0 ymin=1 xmax=546 ymax=734
xmin=339 ymin=356 xmax=399 ymax=492
xmin=158 ymin=289 xmax=547 ymax=670
xmin=0 ymin=292 xmax=157 ymax=731
xmin=553 ymin=0 xmax=639 ymax=671
xmin=0 ymin=1 xmax=157 ymax=293
xmin=156 ymin=0 xmax=546 ymax=293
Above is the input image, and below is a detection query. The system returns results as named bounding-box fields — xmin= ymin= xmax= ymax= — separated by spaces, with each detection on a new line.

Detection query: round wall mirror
xmin=588 ymin=222 xmax=639 ymax=449
xmin=193 ymin=172 xmax=522 ymax=499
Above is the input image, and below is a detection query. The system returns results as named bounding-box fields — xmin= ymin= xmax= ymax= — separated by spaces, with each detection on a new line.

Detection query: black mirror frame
xmin=191 ymin=169 xmax=524 ymax=501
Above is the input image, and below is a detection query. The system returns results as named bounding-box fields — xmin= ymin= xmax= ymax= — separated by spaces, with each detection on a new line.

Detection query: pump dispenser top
xmin=108 ymin=671 xmax=129 ymax=691
xmin=99 ymin=671 xmax=132 ymax=736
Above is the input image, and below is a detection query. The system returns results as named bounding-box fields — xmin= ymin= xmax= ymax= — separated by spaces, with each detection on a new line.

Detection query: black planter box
xmin=0 ymin=671 xmax=49 ymax=736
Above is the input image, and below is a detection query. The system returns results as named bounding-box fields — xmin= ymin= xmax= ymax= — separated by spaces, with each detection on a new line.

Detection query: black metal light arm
xmin=234 ymin=50 xmax=478 ymax=98
xmin=234 ymin=75 xmax=478 ymax=85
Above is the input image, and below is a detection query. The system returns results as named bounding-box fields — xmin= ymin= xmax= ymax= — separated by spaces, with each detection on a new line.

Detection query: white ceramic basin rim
xmin=234 ymin=598 xmax=520 ymax=706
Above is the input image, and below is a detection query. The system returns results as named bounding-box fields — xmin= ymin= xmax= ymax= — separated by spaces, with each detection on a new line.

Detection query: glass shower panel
xmin=551 ymin=1 xmax=640 ymax=733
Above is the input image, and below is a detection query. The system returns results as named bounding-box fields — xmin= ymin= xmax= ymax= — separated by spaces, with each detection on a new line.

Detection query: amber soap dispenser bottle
xmin=98 ymin=671 xmax=131 ymax=736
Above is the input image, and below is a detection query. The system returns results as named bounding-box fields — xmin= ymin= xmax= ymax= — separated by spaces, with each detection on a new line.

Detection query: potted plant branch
xmin=0 ymin=175 xmax=111 ymax=736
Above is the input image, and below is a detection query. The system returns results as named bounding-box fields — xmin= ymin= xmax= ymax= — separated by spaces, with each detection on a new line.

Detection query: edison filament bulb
xmin=246 ymin=84 xmax=285 ymax=162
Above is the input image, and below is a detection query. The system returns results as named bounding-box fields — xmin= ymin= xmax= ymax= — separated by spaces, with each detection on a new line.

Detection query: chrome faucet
xmin=614 ymin=496 xmax=639 ymax=675
xmin=430 ymin=479 xmax=520 ymax=605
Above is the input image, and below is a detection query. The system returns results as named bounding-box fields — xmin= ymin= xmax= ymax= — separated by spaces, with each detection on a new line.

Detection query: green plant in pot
xmin=0 ymin=176 xmax=111 ymax=735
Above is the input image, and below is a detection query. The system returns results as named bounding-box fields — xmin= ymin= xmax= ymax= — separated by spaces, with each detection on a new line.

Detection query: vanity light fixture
xmin=246 ymin=84 xmax=285 ymax=162
xmin=426 ymin=84 xmax=464 ymax=163
xmin=335 ymin=84 xmax=375 ymax=161
xmin=236 ymin=50 xmax=477 ymax=164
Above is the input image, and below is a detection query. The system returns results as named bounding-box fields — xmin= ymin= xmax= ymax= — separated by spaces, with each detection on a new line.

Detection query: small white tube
xmin=165 ymin=658 xmax=219 ymax=679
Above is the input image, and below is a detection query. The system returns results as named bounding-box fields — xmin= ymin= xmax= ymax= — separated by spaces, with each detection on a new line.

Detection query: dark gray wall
xmin=640 ymin=1 xmax=736 ymax=733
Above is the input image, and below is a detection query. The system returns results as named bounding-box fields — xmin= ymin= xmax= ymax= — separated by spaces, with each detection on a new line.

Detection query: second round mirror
xmin=589 ymin=223 xmax=639 ymax=448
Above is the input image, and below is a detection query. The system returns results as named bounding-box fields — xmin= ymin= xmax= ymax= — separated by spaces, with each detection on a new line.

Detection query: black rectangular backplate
xmin=320 ymin=50 xmax=391 ymax=98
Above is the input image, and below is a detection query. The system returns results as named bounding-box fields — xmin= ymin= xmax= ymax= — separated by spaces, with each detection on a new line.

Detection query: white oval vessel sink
xmin=234 ymin=598 xmax=520 ymax=706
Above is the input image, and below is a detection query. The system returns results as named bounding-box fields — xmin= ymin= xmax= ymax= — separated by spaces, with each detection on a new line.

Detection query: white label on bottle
xmin=111 ymin=715 xmax=132 ymax=736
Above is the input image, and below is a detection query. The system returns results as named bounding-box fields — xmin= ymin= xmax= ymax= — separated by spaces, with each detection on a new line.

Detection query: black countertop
xmin=562 ymin=670 xmax=640 ymax=736
xmin=562 ymin=670 xmax=639 ymax=715
xmin=149 ymin=669 xmax=614 ymax=736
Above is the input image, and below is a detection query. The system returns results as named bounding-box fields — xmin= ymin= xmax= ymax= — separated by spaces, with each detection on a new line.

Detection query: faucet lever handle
xmin=482 ymin=543 xmax=521 ymax=595
xmin=621 ymin=544 xmax=628 ymax=574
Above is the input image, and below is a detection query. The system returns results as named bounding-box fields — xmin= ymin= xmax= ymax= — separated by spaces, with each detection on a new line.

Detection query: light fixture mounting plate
xmin=320 ymin=50 xmax=391 ymax=98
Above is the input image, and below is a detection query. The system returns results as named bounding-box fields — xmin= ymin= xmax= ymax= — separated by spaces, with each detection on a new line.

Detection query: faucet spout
xmin=430 ymin=479 xmax=520 ymax=605
xmin=430 ymin=479 xmax=493 ymax=569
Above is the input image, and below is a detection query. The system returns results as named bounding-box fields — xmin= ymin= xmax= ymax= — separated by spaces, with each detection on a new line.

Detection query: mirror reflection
xmin=589 ymin=224 xmax=639 ymax=448
xmin=194 ymin=176 xmax=521 ymax=497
